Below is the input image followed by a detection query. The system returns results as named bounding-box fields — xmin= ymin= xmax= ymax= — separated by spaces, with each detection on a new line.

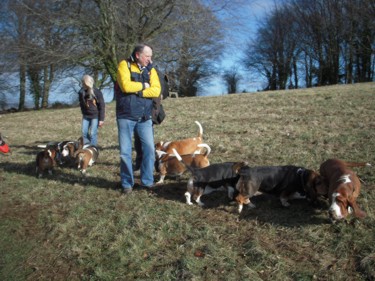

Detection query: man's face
xmin=137 ymin=46 xmax=153 ymax=67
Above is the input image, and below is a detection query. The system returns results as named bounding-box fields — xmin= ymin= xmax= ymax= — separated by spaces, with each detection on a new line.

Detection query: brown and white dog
xmin=74 ymin=145 xmax=99 ymax=175
xmin=36 ymin=148 xmax=57 ymax=178
xmin=173 ymin=148 xmax=247 ymax=206
xmin=319 ymin=158 xmax=370 ymax=222
xmin=155 ymin=121 xmax=204 ymax=155
xmin=233 ymin=164 xmax=325 ymax=213
xmin=155 ymin=143 xmax=211 ymax=184
xmin=61 ymin=137 xmax=84 ymax=165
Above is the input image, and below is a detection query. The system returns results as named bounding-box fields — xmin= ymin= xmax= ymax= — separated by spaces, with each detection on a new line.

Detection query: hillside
xmin=0 ymin=82 xmax=374 ymax=280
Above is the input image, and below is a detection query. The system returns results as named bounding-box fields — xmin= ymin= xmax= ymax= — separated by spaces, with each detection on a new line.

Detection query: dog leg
xmin=236 ymin=194 xmax=255 ymax=213
xmin=238 ymin=200 xmax=255 ymax=213
xmin=203 ymin=185 xmax=224 ymax=196
xmin=238 ymin=203 xmax=244 ymax=213
xmin=196 ymin=194 xmax=205 ymax=206
xmin=281 ymin=192 xmax=306 ymax=207
xmin=156 ymin=175 xmax=165 ymax=185
xmin=288 ymin=191 xmax=306 ymax=200
xmin=36 ymin=166 xmax=43 ymax=178
xmin=280 ymin=197 xmax=291 ymax=207
xmin=48 ymin=169 xmax=53 ymax=175
xmin=185 ymin=192 xmax=193 ymax=205
xmin=247 ymin=200 xmax=256 ymax=209
xmin=227 ymin=186 xmax=234 ymax=200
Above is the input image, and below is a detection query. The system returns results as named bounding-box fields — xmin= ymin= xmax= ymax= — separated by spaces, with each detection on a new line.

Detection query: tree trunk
xmin=19 ymin=64 xmax=26 ymax=111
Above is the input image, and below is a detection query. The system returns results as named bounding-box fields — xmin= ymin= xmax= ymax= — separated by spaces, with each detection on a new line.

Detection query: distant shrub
xmin=50 ymin=102 xmax=76 ymax=109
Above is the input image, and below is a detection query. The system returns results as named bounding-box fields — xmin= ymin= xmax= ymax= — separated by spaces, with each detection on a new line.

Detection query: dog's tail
xmin=37 ymin=144 xmax=47 ymax=148
xmin=196 ymin=143 xmax=211 ymax=157
xmin=343 ymin=161 xmax=371 ymax=168
xmin=172 ymin=148 xmax=195 ymax=174
xmin=195 ymin=121 xmax=203 ymax=139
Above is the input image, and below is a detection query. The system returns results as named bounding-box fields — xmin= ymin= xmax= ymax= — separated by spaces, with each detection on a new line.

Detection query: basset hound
xmin=319 ymin=158 xmax=370 ymax=222
xmin=173 ymin=148 xmax=247 ymax=206
xmin=155 ymin=121 xmax=204 ymax=155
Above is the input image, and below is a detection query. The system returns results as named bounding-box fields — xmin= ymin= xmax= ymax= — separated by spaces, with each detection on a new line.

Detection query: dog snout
xmin=328 ymin=206 xmax=343 ymax=221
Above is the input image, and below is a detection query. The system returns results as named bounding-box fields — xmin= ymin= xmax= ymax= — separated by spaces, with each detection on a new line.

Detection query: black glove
xmin=142 ymin=63 xmax=153 ymax=83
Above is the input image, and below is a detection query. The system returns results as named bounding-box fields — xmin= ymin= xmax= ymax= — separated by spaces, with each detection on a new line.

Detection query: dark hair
xmin=130 ymin=43 xmax=153 ymax=62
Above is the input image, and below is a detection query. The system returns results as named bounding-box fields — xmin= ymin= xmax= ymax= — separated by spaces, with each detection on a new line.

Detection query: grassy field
xmin=0 ymin=82 xmax=374 ymax=280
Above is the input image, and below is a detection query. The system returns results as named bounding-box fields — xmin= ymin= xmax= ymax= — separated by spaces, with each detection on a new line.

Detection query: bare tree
xmin=291 ymin=0 xmax=374 ymax=86
xmin=1 ymin=0 xmax=83 ymax=109
xmin=244 ymin=4 xmax=297 ymax=90
xmin=245 ymin=0 xmax=374 ymax=91
xmin=0 ymin=0 xmax=238 ymax=110
xmin=223 ymin=69 xmax=242 ymax=94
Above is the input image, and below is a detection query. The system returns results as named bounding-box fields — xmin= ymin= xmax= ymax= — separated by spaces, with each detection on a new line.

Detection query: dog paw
xmin=248 ymin=203 xmax=256 ymax=209
xmin=280 ymin=199 xmax=290 ymax=207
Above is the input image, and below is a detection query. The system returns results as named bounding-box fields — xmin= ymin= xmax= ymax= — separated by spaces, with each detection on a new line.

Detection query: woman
xmin=78 ymin=75 xmax=105 ymax=146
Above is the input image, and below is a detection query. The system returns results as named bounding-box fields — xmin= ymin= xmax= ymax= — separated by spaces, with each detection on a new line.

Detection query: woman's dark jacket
xmin=78 ymin=88 xmax=105 ymax=122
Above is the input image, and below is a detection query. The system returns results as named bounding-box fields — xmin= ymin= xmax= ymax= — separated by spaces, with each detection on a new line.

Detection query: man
xmin=115 ymin=43 xmax=161 ymax=194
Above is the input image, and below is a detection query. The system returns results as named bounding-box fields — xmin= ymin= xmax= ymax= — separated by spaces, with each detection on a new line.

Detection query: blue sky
xmin=200 ymin=0 xmax=275 ymax=96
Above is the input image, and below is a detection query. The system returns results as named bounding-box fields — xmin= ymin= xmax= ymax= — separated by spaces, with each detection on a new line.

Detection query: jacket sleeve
xmin=139 ymin=68 xmax=161 ymax=98
xmin=117 ymin=60 xmax=143 ymax=94
xmin=95 ymin=89 xmax=105 ymax=122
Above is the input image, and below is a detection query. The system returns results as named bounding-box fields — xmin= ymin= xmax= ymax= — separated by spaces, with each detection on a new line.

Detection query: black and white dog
xmin=172 ymin=148 xmax=247 ymax=206
xmin=234 ymin=164 xmax=324 ymax=213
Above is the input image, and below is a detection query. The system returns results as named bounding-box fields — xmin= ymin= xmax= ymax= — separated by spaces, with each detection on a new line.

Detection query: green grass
xmin=1 ymin=82 xmax=374 ymax=280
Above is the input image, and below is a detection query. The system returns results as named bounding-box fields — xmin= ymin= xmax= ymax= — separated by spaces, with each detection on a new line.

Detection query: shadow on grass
xmin=5 ymin=144 xmax=37 ymax=156
xmin=235 ymin=194 xmax=331 ymax=226
xmin=0 ymin=161 xmax=120 ymax=191
xmin=0 ymin=159 xmax=331 ymax=226
xmin=147 ymin=178 xmax=331 ymax=226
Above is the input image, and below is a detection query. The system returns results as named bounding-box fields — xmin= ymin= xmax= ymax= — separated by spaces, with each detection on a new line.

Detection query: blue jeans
xmin=82 ymin=117 xmax=99 ymax=146
xmin=117 ymin=118 xmax=155 ymax=188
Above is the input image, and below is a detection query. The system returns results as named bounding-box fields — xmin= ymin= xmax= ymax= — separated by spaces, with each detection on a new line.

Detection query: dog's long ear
xmin=155 ymin=149 xmax=167 ymax=160
xmin=316 ymin=176 xmax=329 ymax=196
xmin=348 ymin=197 xmax=367 ymax=218
xmin=305 ymin=172 xmax=327 ymax=201
xmin=155 ymin=141 xmax=164 ymax=150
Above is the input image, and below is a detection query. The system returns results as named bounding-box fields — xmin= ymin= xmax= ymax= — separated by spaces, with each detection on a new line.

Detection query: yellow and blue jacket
xmin=115 ymin=60 xmax=161 ymax=121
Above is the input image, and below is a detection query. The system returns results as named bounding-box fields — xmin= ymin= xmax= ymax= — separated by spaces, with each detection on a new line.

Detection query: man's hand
xmin=99 ymin=121 xmax=104 ymax=128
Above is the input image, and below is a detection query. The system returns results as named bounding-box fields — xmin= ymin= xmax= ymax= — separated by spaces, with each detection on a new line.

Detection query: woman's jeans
xmin=82 ymin=117 xmax=98 ymax=146
xmin=117 ymin=118 xmax=155 ymax=188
